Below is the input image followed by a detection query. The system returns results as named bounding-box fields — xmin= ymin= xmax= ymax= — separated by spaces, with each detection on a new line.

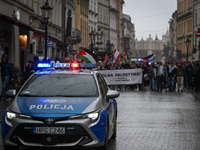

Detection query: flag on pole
xmin=112 ymin=49 xmax=121 ymax=64
xmin=123 ymin=50 xmax=128 ymax=63
xmin=143 ymin=54 xmax=156 ymax=63
xmin=77 ymin=49 xmax=99 ymax=64
xmin=105 ymin=54 xmax=109 ymax=63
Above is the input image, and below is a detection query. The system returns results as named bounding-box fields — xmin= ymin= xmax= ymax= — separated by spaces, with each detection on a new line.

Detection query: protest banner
xmin=97 ymin=68 xmax=142 ymax=85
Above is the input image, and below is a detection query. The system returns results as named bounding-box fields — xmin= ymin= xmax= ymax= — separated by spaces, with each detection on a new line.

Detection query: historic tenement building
xmin=122 ymin=14 xmax=135 ymax=57
xmin=75 ymin=0 xmax=89 ymax=51
xmin=177 ymin=0 xmax=193 ymax=61
xmin=135 ymin=31 xmax=170 ymax=62
xmin=193 ymin=0 xmax=200 ymax=61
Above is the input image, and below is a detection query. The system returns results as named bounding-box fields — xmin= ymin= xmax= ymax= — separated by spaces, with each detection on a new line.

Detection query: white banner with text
xmin=98 ymin=69 xmax=142 ymax=85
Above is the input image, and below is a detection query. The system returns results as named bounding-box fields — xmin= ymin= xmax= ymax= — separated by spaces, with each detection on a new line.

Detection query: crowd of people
xmin=1 ymin=53 xmax=200 ymax=101
xmin=97 ymin=60 xmax=200 ymax=93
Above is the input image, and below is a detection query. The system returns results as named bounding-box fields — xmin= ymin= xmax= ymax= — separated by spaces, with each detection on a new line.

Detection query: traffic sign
xmin=43 ymin=39 xmax=53 ymax=47
xmin=196 ymin=31 xmax=200 ymax=37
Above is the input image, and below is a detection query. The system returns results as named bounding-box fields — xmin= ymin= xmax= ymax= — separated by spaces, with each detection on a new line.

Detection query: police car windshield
xmin=19 ymin=74 xmax=98 ymax=97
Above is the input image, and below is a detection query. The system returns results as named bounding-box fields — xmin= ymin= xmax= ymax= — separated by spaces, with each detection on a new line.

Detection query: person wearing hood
xmin=0 ymin=54 xmax=14 ymax=100
xmin=23 ymin=60 xmax=35 ymax=82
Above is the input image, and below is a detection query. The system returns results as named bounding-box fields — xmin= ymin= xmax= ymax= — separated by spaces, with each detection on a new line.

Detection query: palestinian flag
xmin=112 ymin=49 xmax=121 ymax=64
xmin=105 ymin=54 xmax=109 ymax=63
xmin=143 ymin=54 xmax=156 ymax=62
xmin=123 ymin=50 xmax=128 ymax=63
xmin=77 ymin=49 xmax=99 ymax=64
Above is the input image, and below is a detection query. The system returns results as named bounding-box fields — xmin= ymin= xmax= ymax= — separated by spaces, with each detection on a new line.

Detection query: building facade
xmin=89 ymin=0 xmax=98 ymax=33
xmin=119 ymin=0 xmax=125 ymax=54
xmin=177 ymin=0 xmax=193 ymax=62
xmin=168 ymin=11 xmax=178 ymax=62
xmin=75 ymin=0 xmax=89 ymax=51
xmin=193 ymin=0 xmax=200 ymax=61
xmin=97 ymin=0 xmax=109 ymax=52
xmin=0 ymin=0 xmax=63 ymax=71
xmin=122 ymin=14 xmax=135 ymax=57
xmin=109 ymin=0 xmax=118 ymax=51
xmin=135 ymin=31 xmax=170 ymax=62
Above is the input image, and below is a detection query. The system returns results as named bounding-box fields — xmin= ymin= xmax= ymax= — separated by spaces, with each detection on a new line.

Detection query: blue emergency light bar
xmin=37 ymin=63 xmax=52 ymax=68
xmin=37 ymin=62 xmax=95 ymax=69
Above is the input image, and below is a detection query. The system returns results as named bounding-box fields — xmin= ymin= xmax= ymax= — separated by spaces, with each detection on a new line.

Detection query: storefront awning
xmin=0 ymin=14 xmax=35 ymax=31
xmin=34 ymin=28 xmax=45 ymax=38
xmin=49 ymin=35 xmax=58 ymax=43
xmin=33 ymin=29 xmax=58 ymax=43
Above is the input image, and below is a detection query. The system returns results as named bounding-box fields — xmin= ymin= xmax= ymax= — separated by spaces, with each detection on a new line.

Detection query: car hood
xmin=9 ymin=96 xmax=100 ymax=118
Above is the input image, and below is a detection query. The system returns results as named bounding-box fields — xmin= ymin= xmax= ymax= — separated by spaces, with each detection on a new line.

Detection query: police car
xmin=1 ymin=62 xmax=120 ymax=150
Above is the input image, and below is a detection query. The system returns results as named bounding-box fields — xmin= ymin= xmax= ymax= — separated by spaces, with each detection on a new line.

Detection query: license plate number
xmin=33 ymin=127 xmax=65 ymax=134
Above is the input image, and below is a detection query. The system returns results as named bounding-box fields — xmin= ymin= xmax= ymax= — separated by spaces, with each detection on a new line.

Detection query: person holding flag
xmin=112 ymin=49 xmax=121 ymax=64
xmin=105 ymin=53 xmax=109 ymax=63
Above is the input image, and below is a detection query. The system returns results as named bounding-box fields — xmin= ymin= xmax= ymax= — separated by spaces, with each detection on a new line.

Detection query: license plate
xmin=33 ymin=127 xmax=65 ymax=134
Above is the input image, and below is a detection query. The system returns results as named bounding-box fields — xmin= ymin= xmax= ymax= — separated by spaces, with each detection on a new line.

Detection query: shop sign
xmin=14 ymin=9 xmax=20 ymax=20
xmin=70 ymin=50 xmax=77 ymax=55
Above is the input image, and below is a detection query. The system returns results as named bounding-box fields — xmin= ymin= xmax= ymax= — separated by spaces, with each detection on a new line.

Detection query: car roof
xmin=36 ymin=69 xmax=95 ymax=75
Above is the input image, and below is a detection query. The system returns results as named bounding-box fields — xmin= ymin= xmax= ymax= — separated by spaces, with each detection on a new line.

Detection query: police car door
xmin=97 ymin=74 xmax=115 ymax=139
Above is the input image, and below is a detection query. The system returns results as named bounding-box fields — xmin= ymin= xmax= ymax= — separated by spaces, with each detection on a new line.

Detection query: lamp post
xmin=41 ymin=0 xmax=53 ymax=61
xmin=95 ymin=28 xmax=104 ymax=51
xmin=89 ymin=30 xmax=96 ymax=53
xmin=185 ymin=37 xmax=191 ymax=62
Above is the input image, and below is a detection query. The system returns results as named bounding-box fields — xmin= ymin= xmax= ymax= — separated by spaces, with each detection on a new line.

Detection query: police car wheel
xmin=3 ymin=145 xmax=19 ymax=150
xmin=111 ymin=110 xmax=117 ymax=139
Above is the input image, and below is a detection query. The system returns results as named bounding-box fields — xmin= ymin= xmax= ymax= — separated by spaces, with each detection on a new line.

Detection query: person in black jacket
xmin=0 ymin=54 xmax=14 ymax=100
xmin=186 ymin=62 xmax=192 ymax=89
xmin=194 ymin=62 xmax=200 ymax=93
xmin=23 ymin=60 xmax=35 ymax=82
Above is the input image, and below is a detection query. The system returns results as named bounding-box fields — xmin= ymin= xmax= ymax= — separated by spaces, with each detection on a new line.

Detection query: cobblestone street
xmin=1 ymin=89 xmax=200 ymax=150
xmin=109 ymin=89 xmax=200 ymax=150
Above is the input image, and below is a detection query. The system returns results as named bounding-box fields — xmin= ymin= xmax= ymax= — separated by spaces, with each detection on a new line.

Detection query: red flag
xmin=105 ymin=54 xmax=109 ymax=63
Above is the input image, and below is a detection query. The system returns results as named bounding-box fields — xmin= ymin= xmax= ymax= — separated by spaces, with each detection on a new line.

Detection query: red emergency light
xmin=70 ymin=62 xmax=80 ymax=69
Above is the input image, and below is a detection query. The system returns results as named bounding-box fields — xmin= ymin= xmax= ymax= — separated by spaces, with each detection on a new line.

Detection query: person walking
xmin=175 ymin=62 xmax=184 ymax=92
xmin=0 ymin=54 xmax=14 ymax=100
xmin=186 ymin=62 xmax=192 ymax=89
xmin=168 ymin=63 xmax=176 ymax=91
xmin=23 ymin=60 xmax=35 ymax=82
xmin=155 ymin=61 xmax=168 ymax=92
xmin=193 ymin=62 xmax=200 ymax=93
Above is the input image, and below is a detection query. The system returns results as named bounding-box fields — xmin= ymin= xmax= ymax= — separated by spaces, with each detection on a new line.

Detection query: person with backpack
xmin=193 ymin=62 xmax=200 ymax=93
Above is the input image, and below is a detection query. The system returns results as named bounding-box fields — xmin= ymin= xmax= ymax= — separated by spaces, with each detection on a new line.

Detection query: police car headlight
xmin=69 ymin=111 xmax=100 ymax=127
xmin=6 ymin=112 xmax=31 ymax=127
xmin=7 ymin=112 xmax=17 ymax=120
xmin=86 ymin=112 xmax=99 ymax=123
xmin=6 ymin=112 xmax=17 ymax=127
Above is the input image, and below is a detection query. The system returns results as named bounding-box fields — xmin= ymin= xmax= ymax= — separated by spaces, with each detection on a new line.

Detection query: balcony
xmin=70 ymin=28 xmax=81 ymax=44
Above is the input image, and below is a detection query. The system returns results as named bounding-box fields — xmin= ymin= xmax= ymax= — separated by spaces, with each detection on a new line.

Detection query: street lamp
xmin=185 ymin=37 xmax=191 ymax=62
xmin=89 ymin=30 xmax=96 ymax=53
xmin=41 ymin=0 xmax=53 ymax=61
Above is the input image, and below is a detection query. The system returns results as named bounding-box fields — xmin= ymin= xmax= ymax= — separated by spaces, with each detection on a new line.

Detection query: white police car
xmin=1 ymin=62 xmax=120 ymax=150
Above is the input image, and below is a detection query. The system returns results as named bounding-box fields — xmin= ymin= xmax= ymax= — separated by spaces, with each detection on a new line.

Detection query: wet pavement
xmin=1 ymin=88 xmax=200 ymax=150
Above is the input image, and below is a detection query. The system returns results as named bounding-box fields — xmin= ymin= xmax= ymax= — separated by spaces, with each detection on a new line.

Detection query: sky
xmin=123 ymin=0 xmax=177 ymax=40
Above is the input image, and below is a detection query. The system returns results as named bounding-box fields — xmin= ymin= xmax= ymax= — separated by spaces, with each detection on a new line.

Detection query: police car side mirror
xmin=5 ymin=89 xmax=16 ymax=97
xmin=106 ymin=90 xmax=120 ymax=102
